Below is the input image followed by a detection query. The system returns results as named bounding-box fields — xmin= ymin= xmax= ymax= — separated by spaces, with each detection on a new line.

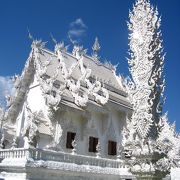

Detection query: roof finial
xmin=92 ymin=37 xmax=100 ymax=60
xmin=27 ymin=27 xmax=34 ymax=41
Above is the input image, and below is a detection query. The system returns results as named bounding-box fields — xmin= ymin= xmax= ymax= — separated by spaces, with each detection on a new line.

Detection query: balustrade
xmin=0 ymin=148 xmax=124 ymax=169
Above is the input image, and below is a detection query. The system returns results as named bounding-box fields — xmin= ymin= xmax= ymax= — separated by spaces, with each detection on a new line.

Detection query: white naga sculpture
xmin=30 ymin=38 xmax=109 ymax=109
xmin=21 ymin=104 xmax=39 ymax=148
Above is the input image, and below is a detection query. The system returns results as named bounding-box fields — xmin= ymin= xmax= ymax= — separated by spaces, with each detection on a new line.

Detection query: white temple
xmin=0 ymin=0 xmax=180 ymax=179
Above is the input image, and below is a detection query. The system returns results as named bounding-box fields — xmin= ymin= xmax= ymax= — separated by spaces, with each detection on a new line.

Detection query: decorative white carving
xmin=155 ymin=114 xmax=180 ymax=171
xmin=0 ymin=148 xmax=131 ymax=177
xmin=54 ymin=43 xmax=109 ymax=107
xmin=0 ymin=108 xmax=5 ymax=149
xmin=12 ymin=74 xmax=20 ymax=87
xmin=54 ymin=121 xmax=63 ymax=147
xmin=0 ymin=107 xmax=4 ymax=125
xmin=125 ymin=0 xmax=165 ymax=140
xmin=11 ymin=136 xmax=18 ymax=149
xmin=122 ymin=1 xmax=173 ymax=178
xmin=1 ymin=1 xmax=179 ymax=179
xmin=29 ymin=38 xmax=109 ymax=109
xmin=31 ymin=40 xmax=64 ymax=110
xmin=96 ymin=140 xmax=101 ymax=158
xmin=92 ymin=37 xmax=100 ymax=60
xmin=130 ymin=159 xmax=155 ymax=174
xmin=0 ymin=131 xmax=4 ymax=149
xmin=71 ymin=139 xmax=77 ymax=155
xmin=5 ymin=95 xmax=14 ymax=108
xmin=21 ymin=104 xmax=39 ymax=148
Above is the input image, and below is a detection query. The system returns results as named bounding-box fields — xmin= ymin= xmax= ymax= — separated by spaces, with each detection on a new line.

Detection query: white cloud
xmin=68 ymin=29 xmax=86 ymax=37
xmin=0 ymin=76 xmax=15 ymax=108
xmin=68 ymin=18 xmax=87 ymax=43
xmin=69 ymin=18 xmax=87 ymax=29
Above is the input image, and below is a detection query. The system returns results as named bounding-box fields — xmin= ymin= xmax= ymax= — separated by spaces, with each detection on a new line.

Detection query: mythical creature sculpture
xmin=71 ymin=139 xmax=77 ymax=154
xmin=96 ymin=140 xmax=101 ymax=158
xmin=29 ymin=37 xmax=109 ymax=109
xmin=55 ymin=43 xmax=109 ymax=107
xmin=21 ymin=105 xmax=39 ymax=148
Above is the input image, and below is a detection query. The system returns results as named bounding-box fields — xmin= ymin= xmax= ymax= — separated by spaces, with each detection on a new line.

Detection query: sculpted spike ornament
xmin=31 ymin=40 xmax=46 ymax=61
xmin=155 ymin=114 xmax=180 ymax=172
xmin=72 ymin=45 xmax=87 ymax=59
xmin=126 ymin=0 xmax=165 ymax=140
xmin=92 ymin=37 xmax=100 ymax=60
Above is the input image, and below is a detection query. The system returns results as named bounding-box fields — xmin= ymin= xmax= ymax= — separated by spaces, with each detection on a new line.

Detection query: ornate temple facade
xmin=0 ymin=0 xmax=179 ymax=179
xmin=0 ymin=39 xmax=135 ymax=179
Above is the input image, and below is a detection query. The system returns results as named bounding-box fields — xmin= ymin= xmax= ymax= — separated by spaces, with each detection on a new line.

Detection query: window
xmin=108 ymin=140 xmax=117 ymax=155
xmin=66 ymin=132 xmax=76 ymax=149
xmin=89 ymin=136 xmax=98 ymax=153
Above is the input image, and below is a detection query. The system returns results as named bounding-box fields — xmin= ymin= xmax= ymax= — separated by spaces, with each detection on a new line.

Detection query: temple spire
xmin=126 ymin=0 xmax=165 ymax=140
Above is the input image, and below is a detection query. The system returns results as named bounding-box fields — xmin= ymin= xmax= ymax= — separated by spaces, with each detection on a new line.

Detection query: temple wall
xmin=26 ymin=76 xmax=49 ymax=118
xmin=50 ymin=107 xmax=127 ymax=158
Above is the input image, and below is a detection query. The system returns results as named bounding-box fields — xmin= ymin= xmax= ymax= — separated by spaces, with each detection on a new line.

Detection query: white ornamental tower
xmin=127 ymin=0 xmax=165 ymax=141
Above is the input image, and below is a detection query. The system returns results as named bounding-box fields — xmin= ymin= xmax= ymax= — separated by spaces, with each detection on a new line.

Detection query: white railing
xmin=0 ymin=148 xmax=28 ymax=159
xmin=0 ymin=148 xmax=125 ymax=169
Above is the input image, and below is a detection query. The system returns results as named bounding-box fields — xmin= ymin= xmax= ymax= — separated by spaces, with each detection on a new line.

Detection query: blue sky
xmin=0 ymin=0 xmax=180 ymax=131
